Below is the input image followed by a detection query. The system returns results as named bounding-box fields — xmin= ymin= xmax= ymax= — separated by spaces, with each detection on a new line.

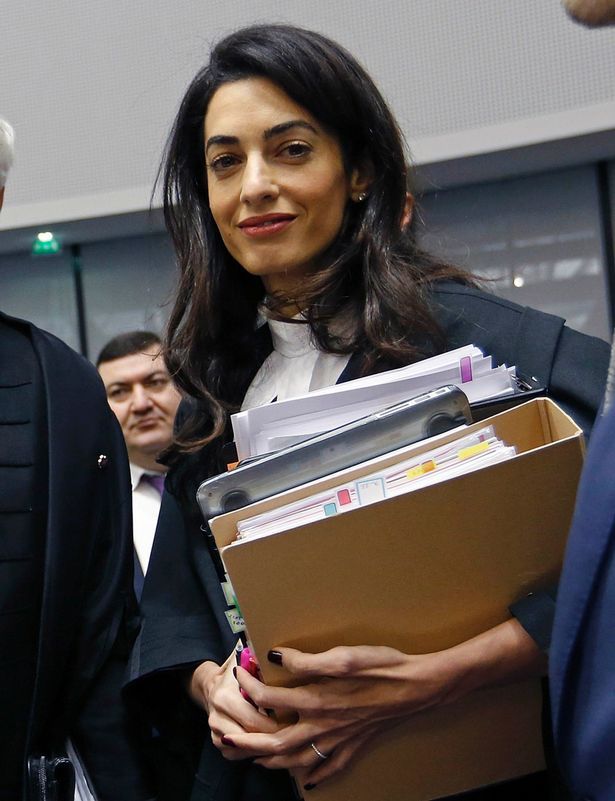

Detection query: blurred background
xmin=1 ymin=0 xmax=614 ymax=359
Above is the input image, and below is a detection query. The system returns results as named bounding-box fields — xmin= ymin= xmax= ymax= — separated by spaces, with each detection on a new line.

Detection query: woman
xmin=128 ymin=24 xmax=609 ymax=801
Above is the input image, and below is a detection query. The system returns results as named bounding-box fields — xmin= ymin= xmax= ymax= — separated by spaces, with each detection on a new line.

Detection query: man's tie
xmin=141 ymin=472 xmax=166 ymax=495
xmin=133 ymin=473 xmax=166 ymax=601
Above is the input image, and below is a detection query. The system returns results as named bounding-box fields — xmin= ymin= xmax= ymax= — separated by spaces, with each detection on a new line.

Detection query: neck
xmin=129 ymin=451 xmax=167 ymax=474
xmin=261 ymin=276 xmax=306 ymax=319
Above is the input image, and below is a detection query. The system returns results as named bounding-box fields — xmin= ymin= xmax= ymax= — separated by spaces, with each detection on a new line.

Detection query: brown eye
xmin=108 ymin=387 xmax=129 ymax=402
xmin=282 ymin=142 xmax=311 ymax=159
xmin=209 ymin=154 xmax=240 ymax=172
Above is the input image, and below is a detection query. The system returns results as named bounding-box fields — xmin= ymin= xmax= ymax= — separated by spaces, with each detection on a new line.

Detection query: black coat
xmin=0 ymin=312 xmax=152 ymax=800
xmin=128 ymin=284 xmax=610 ymax=801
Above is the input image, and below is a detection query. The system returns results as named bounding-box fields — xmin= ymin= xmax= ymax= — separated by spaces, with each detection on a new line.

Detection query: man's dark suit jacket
xmin=550 ymin=398 xmax=615 ymax=801
xmin=0 ymin=311 xmax=151 ymax=800
xmin=127 ymin=284 xmax=610 ymax=801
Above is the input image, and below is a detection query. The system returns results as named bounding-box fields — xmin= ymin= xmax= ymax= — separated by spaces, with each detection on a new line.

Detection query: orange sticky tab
xmin=406 ymin=459 xmax=436 ymax=479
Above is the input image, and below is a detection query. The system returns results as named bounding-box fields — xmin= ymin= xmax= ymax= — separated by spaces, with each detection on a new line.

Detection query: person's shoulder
xmin=1 ymin=309 xmax=105 ymax=382
xmin=429 ymin=280 xmax=530 ymax=318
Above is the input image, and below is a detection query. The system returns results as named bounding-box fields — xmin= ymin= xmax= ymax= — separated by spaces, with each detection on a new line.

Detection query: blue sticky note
xmin=323 ymin=502 xmax=338 ymax=516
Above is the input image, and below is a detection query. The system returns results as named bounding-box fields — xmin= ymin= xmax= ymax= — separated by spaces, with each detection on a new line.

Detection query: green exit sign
xmin=32 ymin=232 xmax=61 ymax=255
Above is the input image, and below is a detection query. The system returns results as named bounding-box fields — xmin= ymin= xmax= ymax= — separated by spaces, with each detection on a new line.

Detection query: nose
xmin=239 ymin=154 xmax=279 ymax=205
xmin=131 ymin=384 xmax=153 ymax=412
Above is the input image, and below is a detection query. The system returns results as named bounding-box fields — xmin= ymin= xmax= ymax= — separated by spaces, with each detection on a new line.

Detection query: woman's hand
xmin=222 ymin=619 xmax=546 ymax=788
xmin=187 ymin=651 xmax=281 ymax=761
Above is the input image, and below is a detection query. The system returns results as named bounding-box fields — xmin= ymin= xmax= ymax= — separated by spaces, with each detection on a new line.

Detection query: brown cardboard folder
xmin=210 ymin=399 xmax=585 ymax=801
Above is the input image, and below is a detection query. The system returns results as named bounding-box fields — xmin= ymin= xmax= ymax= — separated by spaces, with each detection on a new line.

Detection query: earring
xmin=355 ymin=192 xmax=368 ymax=202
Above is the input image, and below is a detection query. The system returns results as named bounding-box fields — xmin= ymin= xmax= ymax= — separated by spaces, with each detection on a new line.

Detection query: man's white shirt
xmin=129 ymin=462 xmax=165 ymax=574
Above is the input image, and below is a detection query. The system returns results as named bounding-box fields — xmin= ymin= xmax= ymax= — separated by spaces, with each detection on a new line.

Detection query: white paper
xmin=231 ymin=345 xmax=516 ymax=459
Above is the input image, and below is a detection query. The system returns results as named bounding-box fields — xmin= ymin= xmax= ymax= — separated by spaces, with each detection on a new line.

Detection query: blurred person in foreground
xmin=97 ymin=331 xmax=181 ymax=590
xmin=562 ymin=0 xmax=615 ymax=24
xmin=0 ymin=118 xmax=152 ymax=800
xmin=550 ymin=4 xmax=615 ymax=800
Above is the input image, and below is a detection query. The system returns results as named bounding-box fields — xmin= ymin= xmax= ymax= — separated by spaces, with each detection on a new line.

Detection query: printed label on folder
xmin=224 ymin=608 xmax=246 ymax=634
xmin=356 ymin=477 xmax=386 ymax=505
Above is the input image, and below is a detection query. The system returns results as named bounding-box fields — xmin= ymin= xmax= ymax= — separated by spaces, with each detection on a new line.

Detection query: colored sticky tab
xmin=460 ymin=356 xmax=473 ymax=383
xmin=323 ymin=502 xmax=338 ymax=516
xmin=221 ymin=580 xmax=236 ymax=607
xmin=356 ymin=477 xmax=386 ymax=505
xmin=407 ymin=459 xmax=436 ymax=479
xmin=337 ymin=488 xmax=352 ymax=506
xmin=458 ymin=440 xmax=491 ymax=460
xmin=224 ymin=608 xmax=246 ymax=634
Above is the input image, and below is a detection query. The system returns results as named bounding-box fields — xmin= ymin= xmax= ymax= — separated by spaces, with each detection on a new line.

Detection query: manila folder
xmin=214 ymin=399 xmax=585 ymax=801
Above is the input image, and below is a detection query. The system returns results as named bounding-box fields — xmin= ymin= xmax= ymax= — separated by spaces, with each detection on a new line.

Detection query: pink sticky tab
xmin=460 ymin=356 xmax=473 ymax=383
xmin=337 ymin=489 xmax=352 ymax=505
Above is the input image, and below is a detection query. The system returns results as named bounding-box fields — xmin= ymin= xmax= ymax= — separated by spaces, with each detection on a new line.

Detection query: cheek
xmin=111 ymin=403 xmax=131 ymax=428
xmin=160 ymin=393 xmax=180 ymax=418
xmin=208 ymin=181 xmax=236 ymax=225
xmin=304 ymin=169 xmax=349 ymax=220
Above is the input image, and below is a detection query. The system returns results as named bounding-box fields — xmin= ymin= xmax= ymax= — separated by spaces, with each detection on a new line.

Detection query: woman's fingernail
xmin=304 ymin=783 xmax=317 ymax=791
xmin=267 ymin=649 xmax=283 ymax=665
xmin=221 ymin=735 xmax=236 ymax=747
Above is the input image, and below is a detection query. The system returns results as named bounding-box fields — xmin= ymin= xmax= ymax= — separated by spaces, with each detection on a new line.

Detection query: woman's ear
xmin=349 ymin=161 xmax=373 ymax=203
xmin=401 ymin=192 xmax=414 ymax=229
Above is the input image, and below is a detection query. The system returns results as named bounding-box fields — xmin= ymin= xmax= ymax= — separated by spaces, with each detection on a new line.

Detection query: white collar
xmin=267 ymin=316 xmax=313 ymax=358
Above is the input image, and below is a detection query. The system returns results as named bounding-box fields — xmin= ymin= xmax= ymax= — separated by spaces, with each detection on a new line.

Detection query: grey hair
xmin=0 ymin=119 xmax=15 ymax=188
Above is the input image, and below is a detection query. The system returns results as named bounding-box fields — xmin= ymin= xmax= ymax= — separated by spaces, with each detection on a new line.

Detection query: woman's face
xmin=204 ymin=77 xmax=366 ymax=296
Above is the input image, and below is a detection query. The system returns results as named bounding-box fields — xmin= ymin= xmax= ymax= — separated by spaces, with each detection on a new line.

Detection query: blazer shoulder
xmin=430 ymin=281 xmax=540 ymax=320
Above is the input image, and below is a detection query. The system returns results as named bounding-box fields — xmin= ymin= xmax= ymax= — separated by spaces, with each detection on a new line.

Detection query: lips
xmin=133 ymin=417 xmax=160 ymax=430
xmin=237 ymin=213 xmax=296 ymax=237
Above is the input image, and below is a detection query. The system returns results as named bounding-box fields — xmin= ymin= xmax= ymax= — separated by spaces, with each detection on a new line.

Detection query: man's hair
xmin=96 ymin=330 xmax=161 ymax=366
xmin=0 ymin=119 xmax=15 ymax=188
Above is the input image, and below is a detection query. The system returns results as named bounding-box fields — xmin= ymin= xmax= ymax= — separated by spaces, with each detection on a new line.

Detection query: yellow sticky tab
xmin=457 ymin=440 xmax=491 ymax=460
xmin=406 ymin=459 xmax=436 ymax=479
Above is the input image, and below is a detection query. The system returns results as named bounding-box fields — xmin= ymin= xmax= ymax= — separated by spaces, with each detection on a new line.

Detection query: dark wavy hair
xmin=160 ymin=24 xmax=471 ymax=460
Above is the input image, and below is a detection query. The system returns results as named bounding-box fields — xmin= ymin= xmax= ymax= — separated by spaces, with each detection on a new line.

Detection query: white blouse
xmin=241 ymin=317 xmax=351 ymax=410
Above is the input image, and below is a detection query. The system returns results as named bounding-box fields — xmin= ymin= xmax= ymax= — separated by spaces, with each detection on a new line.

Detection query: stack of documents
xmin=232 ymin=345 xmax=516 ymax=459
xmin=211 ymin=399 xmax=586 ymax=801
xmin=236 ymin=427 xmax=516 ymax=541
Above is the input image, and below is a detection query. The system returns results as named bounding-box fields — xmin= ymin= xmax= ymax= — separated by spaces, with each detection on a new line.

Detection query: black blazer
xmin=0 ymin=312 xmax=152 ymax=800
xmin=128 ymin=284 xmax=610 ymax=801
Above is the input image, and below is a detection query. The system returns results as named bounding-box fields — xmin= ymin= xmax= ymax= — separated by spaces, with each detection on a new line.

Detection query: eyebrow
xmin=205 ymin=119 xmax=318 ymax=153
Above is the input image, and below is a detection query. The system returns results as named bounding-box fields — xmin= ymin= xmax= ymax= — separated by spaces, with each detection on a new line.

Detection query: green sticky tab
xmin=221 ymin=580 xmax=235 ymax=607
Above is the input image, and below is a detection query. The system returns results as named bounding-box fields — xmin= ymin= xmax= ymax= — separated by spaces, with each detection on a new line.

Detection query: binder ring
xmin=310 ymin=742 xmax=329 ymax=761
